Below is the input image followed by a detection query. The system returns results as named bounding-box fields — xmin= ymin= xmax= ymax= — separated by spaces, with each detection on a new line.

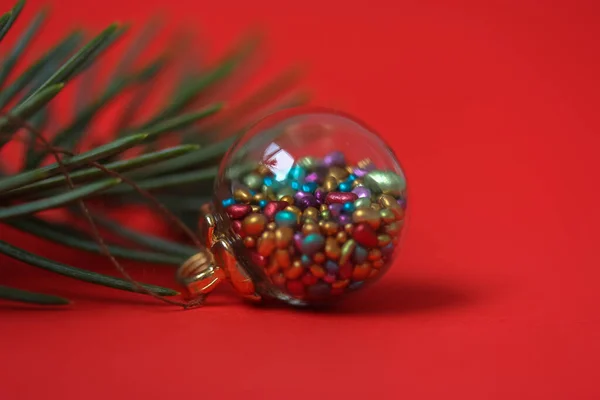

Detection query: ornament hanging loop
xmin=176 ymin=249 xmax=225 ymax=298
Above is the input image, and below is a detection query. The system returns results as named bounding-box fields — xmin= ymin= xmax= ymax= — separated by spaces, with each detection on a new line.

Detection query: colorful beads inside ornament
xmin=222 ymin=151 xmax=406 ymax=302
xmin=212 ymin=107 xmax=407 ymax=305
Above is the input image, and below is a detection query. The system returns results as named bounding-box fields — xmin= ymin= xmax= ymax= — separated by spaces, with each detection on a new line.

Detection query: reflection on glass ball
xmin=213 ymin=107 xmax=407 ymax=306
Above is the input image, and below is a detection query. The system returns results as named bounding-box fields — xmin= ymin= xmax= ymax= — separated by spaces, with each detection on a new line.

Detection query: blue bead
xmin=338 ymin=182 xmax=352 ymax=192
xmin=353 ymin=245 xmax=368 ymax=264
xmin=263 ymin=176 xmax=273 ymax=187
xmin=302 ymin=182 xmax=317 ymax=193
xmin=221 ymin=197 xmax=235 ymax=207
xmin=291 ymin=181 xmax=300 ymax=190
xmin=259 ymin=199 xmax=268 ymax=208
xmin=274 ymin=210 xmax=298 ymax=228
xmin=301 ymin=254 xmax=312 ymax=266
xmin=342 ymin=202 xmax=355 ymax=213
xmin=348 ymin=174 xmax=357 ymax=182
xmin=249 ymin=190 xmax=256 ymax=195
xmin=288 ymin=165 xmax=306 ymax=182
xmin=325 ymin=260 xmax=339 ymax=274
xmin=301 ymin=233 xmax=325 ymax=255
xmin=349 ymin=281 xmax=364 ymax=291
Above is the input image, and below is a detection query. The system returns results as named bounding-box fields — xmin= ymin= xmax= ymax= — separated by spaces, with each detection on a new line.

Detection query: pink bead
xmin=325 ymin=192 xmax=358 ymax=204
xmin=226 ymin=204 xmax=252 ymax=219
xmin=264 ymin=201 xmax=288 ymax=221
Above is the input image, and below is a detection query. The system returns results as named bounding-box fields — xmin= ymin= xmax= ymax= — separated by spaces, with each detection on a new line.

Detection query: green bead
xmin=243 ymin=172 xmax=263 ymax=190
xmin=320 ymin=210 xmax=331 ymax=220
xmin=297 ymin=156 xmax=318 ymax=170
xmin=277 ymin=187 xmax=296 ymax=200
xmin=363 ymin=170 xmax=406 ymax=197
xmin=339 ymin=239 xmax=356 ymax=266
xmin=354 ymin=198 xmax=372 ymax=209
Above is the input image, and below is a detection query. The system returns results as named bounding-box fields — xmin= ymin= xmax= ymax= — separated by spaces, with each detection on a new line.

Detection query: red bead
xmin=325 ymin=192 xmax=358 ymax=205
xmin=352 ymin=222 xmax=378 ymax=248
xmin=302 ymin=273 xmax=319 ymax=285
xmin=339 ymin=263 xmax=353 ymax=279
xmin=226 ymin=204 xmax=252 ymax=219
xmin=287 ymin=280 xmax=305 ymax=296
xmin=231 ymin=220 xmax=245 ymax=237
xmin=264 ymin=201 xmax=288 ymax=221
xmin=251 ymin=251 xmax=267 ymax=267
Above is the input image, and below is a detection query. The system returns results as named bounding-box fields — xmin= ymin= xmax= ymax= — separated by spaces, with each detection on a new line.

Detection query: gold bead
xmin=328 ymin=166 xmax=349 ymax=181
xmin=274 ymin=227 xmax=294 ymax=248
xmin=285 ymin=205 xmax=302 ymax=216
xmin=378 ymin=194 xmax=396 ymax=208
xmin=321 ymin=221 xmax=339 ymax=236
xmin=325 ymin=237 xmax=341 ymax=260
xmin=233 ymin=188 xmax=252 ymax=203
xmin=302 ymin=222 xmax=320 ymax=235
xmin=253 ymin=193 xmax=266 ymax=202
xmin=243 ymin=236 xmax=256 ymax=248
xmin=267 ymin=222 xmax=277 ymax=231
xmin=280 ymin=195 xmax=294 ymax=205
xmin=303 ymin=207 xmax=319 ymax=220
xmin=250 ymin=205 xmax=261 ymax=213
xmin=336 ymin=231 xmax=347 ymax=243
xmin=357 ymin=158 xmax=372 ymax=169
xmin=257 ymin=164 xmax=271 ymax=176
xmin=323 ymin=176 xmax=338 ymax=192
xmin=344 ymin=223 xmax=354 ymax=235
xmin=320 ymin=204 xmax=329 ymax=212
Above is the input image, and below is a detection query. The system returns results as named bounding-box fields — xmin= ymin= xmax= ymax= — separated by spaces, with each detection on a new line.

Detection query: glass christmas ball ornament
xmin=176 ymin=107 xmax=407 ymax=306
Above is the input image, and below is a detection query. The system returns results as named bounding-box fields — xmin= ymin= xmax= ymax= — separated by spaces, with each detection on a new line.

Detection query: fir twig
xmin=0 ymin=285 xmax=70 ymax=305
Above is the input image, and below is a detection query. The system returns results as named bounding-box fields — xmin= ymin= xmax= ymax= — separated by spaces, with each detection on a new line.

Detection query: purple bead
xmin=354 ymin=168 xmax=368 ymax=177
xmin=323 ymin=151 xmax=345 ymax=167
xmin=299 ymin=195 xmax=318 ymax=209
xmin=329 ymin=203 xmax=343 ymax=218
xmin=293 ymin=233 xmax=304 ymax=251
xmin=305 ymin=172 xmax=319 ymax=183
xmin=314 ymin=188 xmax=326 ymax=203
xmin=352 ymin=186 xmax=371 ymax=198
xmin=338 ymin=214 xmax=352 ymax=225
xmin=397 ymin=198 xmax=407 ymax=209
xmin=294 ymin=191 xmax=311 ymax=201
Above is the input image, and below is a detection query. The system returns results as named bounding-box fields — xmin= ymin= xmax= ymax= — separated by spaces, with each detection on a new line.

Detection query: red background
xmin=1 ymin=0 xmax=600 ymax=398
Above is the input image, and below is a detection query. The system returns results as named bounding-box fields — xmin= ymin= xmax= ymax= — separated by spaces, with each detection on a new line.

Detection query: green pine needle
xmin=0 ymin=178 xmax=121 ymax=219
xmin=6 ymin=217 xmax=187 ymax=265
xmin=0 ymin=133 xmax=148 ymax=193
xmin=0 ymin=8 xmax=47 ymax=88
xmin=0 ymin=83 xmax=63 ymax=140
xmin=4 ymin=144 xmax=199 ymax=199
xmin=0 ymin=0 xmax=25 ymax=43
xmin=0 ymin=240 xmax=179 ymax=296
xmin=24 ymin=23 xmax=119 ymax=103
xmin=0 ymin=31 xmax=82 ymax=109
xmin=0 ymin=285 xmax=70 ymax=305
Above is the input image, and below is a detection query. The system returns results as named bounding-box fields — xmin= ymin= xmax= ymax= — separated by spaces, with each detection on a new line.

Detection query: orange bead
xmin=272 ymin=273 xmax=286 ymax=286
xmin=331 ymin=279 xmax=350 ymax=289
xmin=372 ymin=259 xmax=385 ymax=269
xmin=352 ymin=263 xmax=371 ymax=281
xmin=285 ymin=266 xmax=304 ymax=280
xmin=313 ymin=252 xmax=326 ymax=264
xmin=309 ymin=265 xmax=326 ymax=278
